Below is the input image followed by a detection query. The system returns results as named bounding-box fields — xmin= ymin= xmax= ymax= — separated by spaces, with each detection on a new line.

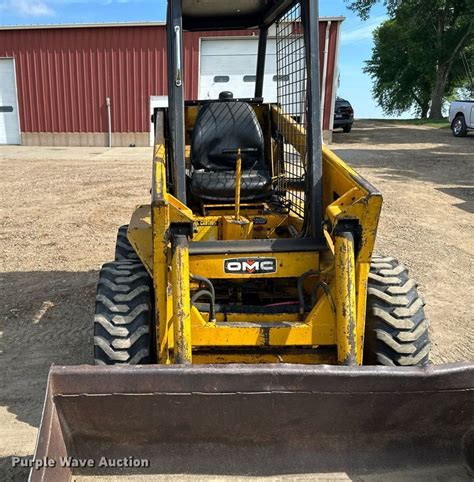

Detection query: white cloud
xmin=0 ymin=0 xmax=54 ymax=16
xmin=341 ymin=15 xmax=387 ymax=44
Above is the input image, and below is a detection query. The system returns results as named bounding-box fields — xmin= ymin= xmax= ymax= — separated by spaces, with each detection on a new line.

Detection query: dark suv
xmin=334 ymin=97 xmax=354 ymax=133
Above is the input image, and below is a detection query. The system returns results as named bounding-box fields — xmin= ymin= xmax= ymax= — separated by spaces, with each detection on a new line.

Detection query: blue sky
xmin=320 ymin=0 xmax=389 ymax=118
xmin=0 ymin=0 xmax=391 ymax=118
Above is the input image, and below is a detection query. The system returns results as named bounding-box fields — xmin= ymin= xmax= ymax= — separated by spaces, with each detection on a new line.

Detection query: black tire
xmin=452 ymin=115 xmax=468 ymax=137
xmin=343 ymin=124 xmax=352 ymax=133
xmin=94 ymin=260 xmax=153 ymax=365
xmin=115 ymin=225 xmax=139 ymax=261
xmin=364 ymin=254 xmax=430 ymax=366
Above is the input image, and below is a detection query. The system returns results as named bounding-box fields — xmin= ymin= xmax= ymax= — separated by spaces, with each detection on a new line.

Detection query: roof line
xmin=318 ymin=16 xmax=346 ymax=22
xmin=0 ymin=17 xmax=344 ymax=31
xmin=0 ymin=21 xmax=167 ymax=31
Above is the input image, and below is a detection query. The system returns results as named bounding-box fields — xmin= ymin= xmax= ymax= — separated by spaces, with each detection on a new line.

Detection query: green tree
xmin=348 ymin=0 xmax=474 ymax=119
xmin=365 ymin=19 xmax=432 ymax=117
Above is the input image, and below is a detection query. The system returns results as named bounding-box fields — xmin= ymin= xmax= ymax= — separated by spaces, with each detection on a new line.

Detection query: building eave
xmin=0 ymin=21 xmax=167 ymax=31
xmin=0 ymin=16 xmax=344 ymax=31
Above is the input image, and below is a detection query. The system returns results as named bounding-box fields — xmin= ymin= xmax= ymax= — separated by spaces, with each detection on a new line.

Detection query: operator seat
xmin=190 ymin=93 xmax=272 ymax=202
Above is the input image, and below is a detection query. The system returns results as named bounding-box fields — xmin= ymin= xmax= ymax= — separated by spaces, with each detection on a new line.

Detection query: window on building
xmin=0 ymin=106 xmax=13 ymax=113
xmin=273 ymin=74 xmax=290 ymax=82
xmin=243 ymin=75 xmax=256 ymax=82
xmin=213 ymin=76 xmax=230 ymax=83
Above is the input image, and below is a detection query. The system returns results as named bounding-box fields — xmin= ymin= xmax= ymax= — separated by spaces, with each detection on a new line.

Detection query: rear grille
xmin=336 ymin=106 xmax=352 ymax=115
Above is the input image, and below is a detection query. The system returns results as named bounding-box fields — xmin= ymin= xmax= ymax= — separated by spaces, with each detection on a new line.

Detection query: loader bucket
xmin=31 ymin=363 xmax=473 ymax=481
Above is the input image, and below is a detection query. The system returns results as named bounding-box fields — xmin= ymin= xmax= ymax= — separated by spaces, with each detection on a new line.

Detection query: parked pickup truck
xmin=449 ymin=100 xmax=474 ymax=137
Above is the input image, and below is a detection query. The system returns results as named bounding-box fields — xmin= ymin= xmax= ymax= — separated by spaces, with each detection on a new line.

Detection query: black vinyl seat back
xmin=190 ymin=100 xmax=272 ymax=202
xmin=191 ymin=102 xmax=266 ymax=171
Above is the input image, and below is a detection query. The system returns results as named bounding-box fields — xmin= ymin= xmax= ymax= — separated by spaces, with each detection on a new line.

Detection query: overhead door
xmin=199 ymin=38 xmax=278 ymax=102
xmin=0 ymin=58 xmax=21 ymax=145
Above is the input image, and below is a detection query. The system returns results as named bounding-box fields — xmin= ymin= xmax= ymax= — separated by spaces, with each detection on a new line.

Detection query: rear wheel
xmin=364 ymin=255 xmax=430 ymax=366
xmin=94 ymin=260 xmax=153 ymax=365
xmin=115 ymin=225 xmax=139 ymax=261
xmin=452 ymin=115 xmax=468 ymax=137
xmin=343 ymin=124 xmax=352 ymax=133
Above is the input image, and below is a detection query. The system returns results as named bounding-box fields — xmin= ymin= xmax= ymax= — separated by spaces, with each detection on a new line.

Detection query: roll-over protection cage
xmin=165 ymin=0 xmax=323 ymax=239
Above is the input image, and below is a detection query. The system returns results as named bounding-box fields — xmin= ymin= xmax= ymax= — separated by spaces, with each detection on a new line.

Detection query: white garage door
xmin=149 ymin=95 xmax=168 ymax=147
xmin=199 ymin=38 xmax=278 ymax=102
xmin=0 ymin=58 xmax=21 ymax=145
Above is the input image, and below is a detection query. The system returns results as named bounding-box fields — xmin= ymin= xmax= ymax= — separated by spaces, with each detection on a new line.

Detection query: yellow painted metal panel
xmin=221 ymin=217 xmax=253 ymax=240
xmin=334 ymin=231 xmax=358 ymax=366
xmin=190 ymin=251 xmax=319 ymax=279
xmin=193 ymin=224 xmax=219 ymax=241
xmin=128 ymin=205 xmax=153 ymax=274
xmin=152 ymin=203 xmax=171 ymax=364
xmin=151 ymin=143 xmax=172 ymax=364
xmin=171 ymin=236 xmax=193 ymax=364
xmin=190 ymin=304 xmax=335 ymax=347
xmin=213 ymin=312 xmax=300 ymax=322
xmin=192 ymin=351 xmax=336 ymax=364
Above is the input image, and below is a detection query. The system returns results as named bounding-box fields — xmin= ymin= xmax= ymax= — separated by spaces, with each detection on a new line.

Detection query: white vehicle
xmin=449 ymin=100 xmax=474 ymax=137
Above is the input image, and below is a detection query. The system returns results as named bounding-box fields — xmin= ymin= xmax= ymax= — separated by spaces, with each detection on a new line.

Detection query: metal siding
xmin=0 ymin=22 xmax=340 ymax=133
xmin=0 ymin=26 xmax=168 ymax=133
xmin=323 ymin=21 xmax=339 ymax=130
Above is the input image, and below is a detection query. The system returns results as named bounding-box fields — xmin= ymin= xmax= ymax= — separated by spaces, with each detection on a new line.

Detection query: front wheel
xmin=364 ymin=255 xmax=430 ymax=366
xmin=343 ymin=124 xmax=352 ymax=133
xmin=115 ymin=225 xmax=139 ymax=261
xmin=452 ymin=115 xmax=468 ymax=137
xmin=94 ymin=260 xmax=153 ymax=365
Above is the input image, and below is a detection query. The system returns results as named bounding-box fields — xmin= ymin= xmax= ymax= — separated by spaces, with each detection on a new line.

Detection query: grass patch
xmin=362 ymin=118 xmax=450 ymax=129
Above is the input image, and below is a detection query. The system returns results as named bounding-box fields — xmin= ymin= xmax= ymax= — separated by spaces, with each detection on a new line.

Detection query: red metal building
xmin=0 ymin=20 xmax=343 ymax=146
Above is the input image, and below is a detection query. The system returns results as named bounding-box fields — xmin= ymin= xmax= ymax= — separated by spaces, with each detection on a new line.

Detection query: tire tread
xmin=365 ymin=254 xmax=430 ymax=366
xmin=115 ymin=225 xmax=139 ymax=261
xmin=94 ymin=259 xmax=152 ymax=365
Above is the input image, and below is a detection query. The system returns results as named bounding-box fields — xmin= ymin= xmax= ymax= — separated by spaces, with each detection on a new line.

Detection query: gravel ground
xmin=332 ymin=122 xmax=473 ymax=365
xmin=1 ymin=122 xmax=473 ymax=480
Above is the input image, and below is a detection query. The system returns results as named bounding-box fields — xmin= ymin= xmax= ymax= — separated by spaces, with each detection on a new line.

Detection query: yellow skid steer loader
xmin=32 ymin=0 xmax=473 ymax=480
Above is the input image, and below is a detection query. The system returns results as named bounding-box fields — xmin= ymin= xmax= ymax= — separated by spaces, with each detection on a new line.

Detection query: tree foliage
xmin=346 ymin=0 xmax=402 ymax=20
xmin=347 ymin=0 xmax=474 ymax=118
xmin=365 ymin=20 xmax=431 ymax=117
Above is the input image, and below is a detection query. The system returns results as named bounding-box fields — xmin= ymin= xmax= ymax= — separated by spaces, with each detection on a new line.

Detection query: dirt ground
xmin=1 ymin=121 xmax=473 ymax=480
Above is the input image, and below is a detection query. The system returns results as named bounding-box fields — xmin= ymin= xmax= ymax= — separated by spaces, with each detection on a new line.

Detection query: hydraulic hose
xmin=190 ymin=274 xmax=215 ymax=300
xmin=311 ymin=280 xmax=336 ymax=315
xmin=297 ymin=270 xmax=320 ymax=318
xmin=191 ymin=290 xmax=216 ymax=322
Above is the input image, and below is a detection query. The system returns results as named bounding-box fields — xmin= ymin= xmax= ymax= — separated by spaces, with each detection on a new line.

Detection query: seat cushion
xmin=191 ymin=102 xmax=266 ymax=171
xmin=190 ymin=170 xmax=272 ymax=202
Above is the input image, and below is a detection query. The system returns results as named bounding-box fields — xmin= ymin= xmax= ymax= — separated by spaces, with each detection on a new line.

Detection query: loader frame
xmin=128 ymin=115 xmax=382 ymax=365
xmin=125 ymin=0 xmax=384 ymax=366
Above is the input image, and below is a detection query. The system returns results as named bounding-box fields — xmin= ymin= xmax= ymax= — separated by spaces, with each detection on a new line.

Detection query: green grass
xmin=362 ymin=118 xmax=450 ymax=129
